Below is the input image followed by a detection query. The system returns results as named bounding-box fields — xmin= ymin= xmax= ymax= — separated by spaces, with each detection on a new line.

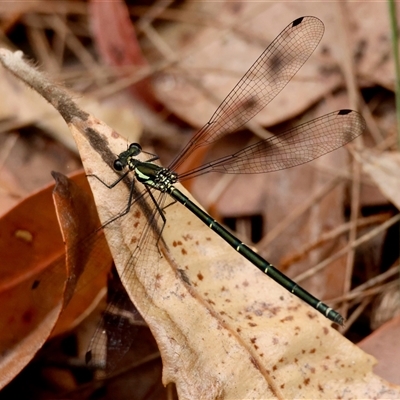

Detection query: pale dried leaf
xmin=0 ymin=59 xmax=142 ymax=152
xmin=359 ymin=149 xmax=400 ymax=209
xmin=359 ymin=314 xmax=400 ymax=385
xmin=70 ymin=115 xmax=399 ymax=399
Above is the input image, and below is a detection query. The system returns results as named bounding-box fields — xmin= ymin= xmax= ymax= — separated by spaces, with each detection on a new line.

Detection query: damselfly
xmin=88 ymin=15 xmax=365 ymax=335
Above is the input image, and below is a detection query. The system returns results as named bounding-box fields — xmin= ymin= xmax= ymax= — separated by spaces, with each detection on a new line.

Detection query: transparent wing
xmin=169 ymin=16 xmax=324 ymax=171
xmin=178 ymin=110 xmax=365 ymax=179
xmin=86 ymin=268 xmax=148 ymax=374
xmin=86 ymin=189 xmax=167 ymax=373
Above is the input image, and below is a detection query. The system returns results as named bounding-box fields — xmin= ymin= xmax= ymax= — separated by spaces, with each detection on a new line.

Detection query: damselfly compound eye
xmin=129 ymin=143 xmax=142 ymax=155
xmin=114 ymin=159 xmax=124 ymax=171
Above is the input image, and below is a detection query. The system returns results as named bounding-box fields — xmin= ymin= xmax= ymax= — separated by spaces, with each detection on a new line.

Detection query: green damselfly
xmin=89 ymin=15 xmax=365 ymax=338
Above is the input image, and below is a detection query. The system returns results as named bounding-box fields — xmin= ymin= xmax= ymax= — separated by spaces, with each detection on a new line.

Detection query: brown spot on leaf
xmin=181 ymin=248 xmax=187 ymax=255
xmin=307 ymin=311 xmax=317 ymax=320
xmin=304 ymin=378 xmax=310 ymax=386
xmin=249 ymin=357 xmax=258 ymax=369
xmin=197 ymin=272 xmax=203 ymax=281
xmin=268 ymin=306 xmax=281 ymax=316
xmin=22 ymin=309 xmax=34 ymax=324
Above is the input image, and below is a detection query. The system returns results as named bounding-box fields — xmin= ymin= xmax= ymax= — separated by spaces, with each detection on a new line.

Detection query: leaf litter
xmin=1 ymin=44 xmax=400 ymax=399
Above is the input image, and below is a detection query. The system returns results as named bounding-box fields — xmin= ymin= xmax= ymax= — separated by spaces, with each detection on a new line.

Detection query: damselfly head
xmin=113 ymin=159 xmax=124 ymax=171
xmin=114 ymin=143 xmax=143 ymax=172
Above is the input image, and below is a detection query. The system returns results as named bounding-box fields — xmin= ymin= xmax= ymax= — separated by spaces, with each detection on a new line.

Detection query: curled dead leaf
xmin=0 ymin=171 xmax=110 ymax=388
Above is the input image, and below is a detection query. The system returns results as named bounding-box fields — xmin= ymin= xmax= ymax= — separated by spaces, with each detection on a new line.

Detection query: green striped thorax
xmin=113 ymin=143 xmax=178 ymax=192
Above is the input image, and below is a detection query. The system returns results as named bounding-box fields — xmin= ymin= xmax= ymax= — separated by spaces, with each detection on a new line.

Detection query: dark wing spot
xmin=292 ymin=17 xmax=304 ymax=27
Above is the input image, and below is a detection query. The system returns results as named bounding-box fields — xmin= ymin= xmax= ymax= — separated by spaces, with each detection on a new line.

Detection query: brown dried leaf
xmin=0 ymin=171 xmax=106 ymax=387
xmin=359 ymin=149 xmax=400 ymax=209
xmin=359 ymin=314 xmax=400 ymax=385
xmin=0 ymin=179 xmax=65 ymax=387
xmin=50 ymin=171 xmax=111 ymax=336
xmin=88 ymin=0 xmax=158 ymax=108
